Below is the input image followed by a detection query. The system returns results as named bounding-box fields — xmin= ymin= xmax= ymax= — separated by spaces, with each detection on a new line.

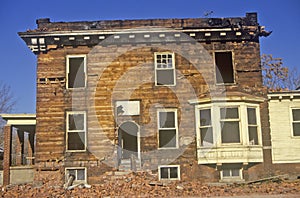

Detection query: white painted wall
xmin=269 ymin=94 xmax=300 ymax=163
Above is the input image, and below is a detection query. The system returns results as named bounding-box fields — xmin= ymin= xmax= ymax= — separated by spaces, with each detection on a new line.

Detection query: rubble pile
xmin=1 ymin=172 xmax=299 ymax=197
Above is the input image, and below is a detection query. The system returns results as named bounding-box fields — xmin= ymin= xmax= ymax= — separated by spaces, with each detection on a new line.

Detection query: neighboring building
xmin=268 ymin=91 xmax=300 ymax=178
xmin=5 ymin=12 xmax=294 ymax=186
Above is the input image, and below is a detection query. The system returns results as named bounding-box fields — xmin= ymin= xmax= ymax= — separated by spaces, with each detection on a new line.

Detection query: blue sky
xmin=0 ymin=0 xmax=299 ymax=113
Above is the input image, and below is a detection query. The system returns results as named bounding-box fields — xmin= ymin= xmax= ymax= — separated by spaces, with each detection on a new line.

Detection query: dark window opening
xmin=68 ymin=57 xmax=85 ymax=88
xmin=160 ymin=166 xmax=179 ymax=180
xmin=215 ymin=52 xmax=234 ymax=84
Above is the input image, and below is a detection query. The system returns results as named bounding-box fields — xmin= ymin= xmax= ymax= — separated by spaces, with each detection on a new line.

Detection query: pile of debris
xmin=1 ymin=172 xmax=300 ymax=197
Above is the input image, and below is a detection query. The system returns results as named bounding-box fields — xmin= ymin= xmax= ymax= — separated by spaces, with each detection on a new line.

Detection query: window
xmin=215 ymin=52 xmax=234 ymax=84
xmin=66 ymin=111 xmax=86 ymax=151
xmin=220 ymin=164 xmax=243 ymax=181
xmin=158 ymin=110 xmax=178 ymax=148
xmin=220 ymin=107 xmax=240 ymax=143
xmin=292 ymin=109 xmax=300 ymax=136
xmin=247 ymin=107 xmax=259 ymax=144
xmin=199 ymin=109 xmax=213 ymax=146
xmin=67 ymin=55 xmax=86 ymax=88
xmin=159 ymin=165 xmax=180 ymax=180
xmin=65 ymin=168 xmax=86 ymax=184
xmin=155 ymin=52 xmax=176 ymax=86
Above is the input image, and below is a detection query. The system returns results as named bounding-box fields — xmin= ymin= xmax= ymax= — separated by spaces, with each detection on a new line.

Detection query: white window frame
xmin=195 ymin=102 xmax=262 ymax=147
xmin=66 ymin=55 xmax=87 ymax=89
xmin=198 ymin=107 xmax=214 ymax=147
xmin=291 ymin=108 xmax=300 ymax=137
xmin=220 ymin=166 xmax=243 ymax=181
xmin=154 ymin=52 xmax=176 ymax=86
xmin=158 ymin=165 xmax=180 ymax=180
xmin=247 ymin=106 xmax=261 ymax=145
xmin=157 ymin=109 xmax=178 ymax=149
xmin=214 ymin=50 xmax=235 ymax=85
xmin=65 ymin=167 xmax=87 ymax=184
xmin=219 ymin=106 xmax=241 ymax=144
xmin=66 ymin=111 xmax=87 ymax=152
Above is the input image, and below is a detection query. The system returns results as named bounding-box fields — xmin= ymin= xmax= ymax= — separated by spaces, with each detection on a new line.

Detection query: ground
xmin=1 ymin=172 xmax=299 ymax=197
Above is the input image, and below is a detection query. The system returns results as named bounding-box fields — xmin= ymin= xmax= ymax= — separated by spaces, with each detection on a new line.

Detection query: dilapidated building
xmin=4 ymin=12 xmax=299 ymax=186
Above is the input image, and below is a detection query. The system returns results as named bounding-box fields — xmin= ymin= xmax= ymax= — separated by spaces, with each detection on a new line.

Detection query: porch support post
xmin=3 ymin=125 xmax=12 ymax=186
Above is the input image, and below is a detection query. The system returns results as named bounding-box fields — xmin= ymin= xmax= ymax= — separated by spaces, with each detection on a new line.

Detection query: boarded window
xmin=67 ymin=112 xmax=86 ymax=151
xmin=67 ymin=56 xmax=86 ymax=88
xmin=158 ymin=110 xmax=177 ymax=148
xmin=159 ymin=165 xmax=180 ymax=180
xmin=247 ymin=108 xmax=259 ymax=145
xmin=215 ymin=52 xmax=234 ymax=84
xmin=155 ymin=53 xmax=175 ymax=86
xmin=292 ymin=109 xmax=300 ymax=136
xmin=220 ymin=107 xmax=240 ymax=143
xmin=199 ymin=109 xmax=213 ymax=146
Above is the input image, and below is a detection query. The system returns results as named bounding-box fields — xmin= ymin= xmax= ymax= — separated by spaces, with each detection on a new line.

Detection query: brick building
xmin=4 ymin=12 xmax=298 ymax=186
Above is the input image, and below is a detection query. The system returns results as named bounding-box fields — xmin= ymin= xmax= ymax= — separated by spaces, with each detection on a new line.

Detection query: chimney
xmin=36 ymin=18 xmax=50 ymax=28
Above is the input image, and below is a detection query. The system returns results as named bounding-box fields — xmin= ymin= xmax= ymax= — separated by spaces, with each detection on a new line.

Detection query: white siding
xmin=269 ymin=96 xmax=300 ymax=163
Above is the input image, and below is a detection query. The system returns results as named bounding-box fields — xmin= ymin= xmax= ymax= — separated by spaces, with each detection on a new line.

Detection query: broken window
xmin=292 ymin=109 xmax=300 ymax=136
xmin=65 ymin=168 xmax=86 ymax=184
xmin=199 ymin=109 xmax=213 ymax=146
xmin=159 ymin=165 xmax=180 ymax=180
xmin=155 ymin=52 xmax=176 ymax=86
xmin=247 ymin=107 xmax=259 ymax=145
xmin=220 ymin=107 xmax=240 ymax=143
xmin=215 ymin=52 xmax=234 ymax=84
xmin=66 ymin=111 xmax=86 ymax=151
xmin=67 ymin=55 xmax=86 ymax=88
xmin=158 ymin=110 xmax=178 ymax=148
xmin=221 ymin=164 xmax=243 ymax=180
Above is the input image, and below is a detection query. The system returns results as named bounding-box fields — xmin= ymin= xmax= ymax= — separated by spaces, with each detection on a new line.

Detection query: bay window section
xmin=220 ymin=107 xmax=240 ymax=144
xmin=199 ymin=109 xmax=213 ymax=146
xmin=247 ymin=107 xmax=259 ymax=145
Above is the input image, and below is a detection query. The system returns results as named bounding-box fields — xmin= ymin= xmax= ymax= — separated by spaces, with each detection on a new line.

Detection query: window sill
xmin=219 ymin=178 xmax=245 ymax=183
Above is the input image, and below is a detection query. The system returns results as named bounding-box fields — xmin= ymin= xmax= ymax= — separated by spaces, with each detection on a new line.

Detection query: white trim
xmin=291 ymin=108 xmax=300 ymax=137
xmin=66 ymin=54 xmax=87 ymax=89
xmin=157 ymin=109 xmax=178 ymax=149
xmin=158 ymin=165 xmax=180 ymax=180
xmin=66 ymin=111 xmax=87 ymax=152
xmin=65 ymin=167 xmax=87 ymax=184
xmin=195 ymin=102 xmax=262 ymax=148
xmin=154 ymin=52 xmax=176 ymax=86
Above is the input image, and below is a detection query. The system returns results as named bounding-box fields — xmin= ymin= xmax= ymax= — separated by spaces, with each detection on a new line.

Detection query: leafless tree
xmin=262 ymin=54 xmax=299 ymax=91
xmin=0 ymin=82 xmax=16 ymax=148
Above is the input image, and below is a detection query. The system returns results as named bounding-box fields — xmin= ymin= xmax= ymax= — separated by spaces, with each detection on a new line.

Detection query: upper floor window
xmin=157 ymin=109 xmax=178 ymax=149
xmin=292 ymin=109 xmax=300 ymax=136
xmin=67 ymin=55 xmax=86 ymax=89
xmin=154 ymin=52 xmax=176 ymax=86
xmin=215 ymin=51 xmax=234 ymax=84
xmin=220 ymin=107 xmax=240 ymax=143
xmin=66 ymin=111 xmax=86 ymax=152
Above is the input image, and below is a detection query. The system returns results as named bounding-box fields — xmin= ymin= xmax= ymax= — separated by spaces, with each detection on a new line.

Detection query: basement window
xmin=220 ymin=107 xmax=241 ymax=143
xmin=155 ymin=52 xmax=176 ymax=86
xmin=292 ymin=109 xmax=300 ymax=136
xmin=67 ymin=55 xmax=86 ymax=89
xmin=199 ymin=109 xmax=213 ymax=146
xmin=220 ymin=164 xmax=243 ymax=182
xmin=65 ymin=167 xmax=87 ymax=184
xmin=158 ymin=109 xmax=178 ymax=149
xmin=247 ymin=107 xmax=259 ymax=145
xmin=159 ymin=165 xmax=180 ymax=180
xmin=215 ymin=52 xmax=234 ymax=84
xmin=66 ymin=111 xmax=86 ymax=151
